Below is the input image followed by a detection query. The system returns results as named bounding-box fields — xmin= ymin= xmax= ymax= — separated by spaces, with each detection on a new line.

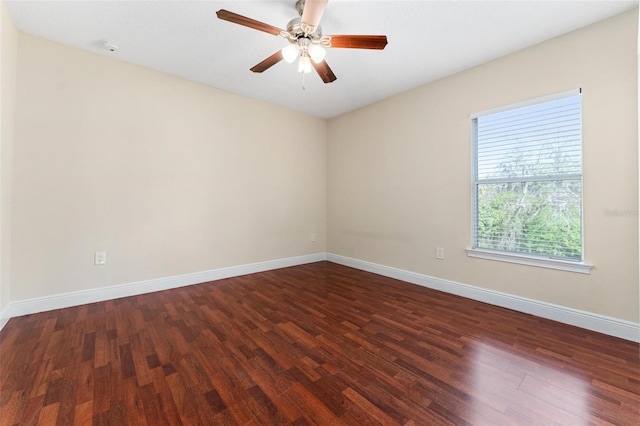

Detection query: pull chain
xmin=302 ymin=72 xmax=306 ymax=91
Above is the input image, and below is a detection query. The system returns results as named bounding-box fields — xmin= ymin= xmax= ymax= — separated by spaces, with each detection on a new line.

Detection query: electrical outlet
xmin=310 ymin=233 xmax=317 ymax=242
xmin=94 ymin=251 xmax=106 ymax=265
xmin=436 ymin=247 xmax=444 ymax=260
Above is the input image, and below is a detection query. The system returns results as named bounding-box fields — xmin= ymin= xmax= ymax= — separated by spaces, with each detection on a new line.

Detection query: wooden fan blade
xmin=250 ymin=51 xmax=284 ymax=73
xmin=312 ymin=60 xmax=337 ymax=84
xmin=216 ymin=9 xmax=284 ymax=35
xmin=328 ymin=35 xmax=388 ymax=50
xmin=301 ymin=0 xmax=328 ymax=28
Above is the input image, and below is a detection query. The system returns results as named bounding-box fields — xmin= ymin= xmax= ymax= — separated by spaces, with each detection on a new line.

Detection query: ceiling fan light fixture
xmin=298 ymin=55 xmax=312 ymax=73
xmin=216 ymin=0 xmax=387 ymax=84
xmin=282 ymin=44 xmax=299 ymax=63
xmin=308 ymin=43 xmax=326 ymax=63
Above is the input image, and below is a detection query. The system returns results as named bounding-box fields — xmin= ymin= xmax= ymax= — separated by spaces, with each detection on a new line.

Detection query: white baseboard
xmin=3 ymin=252 xmax=637 ymax=343
xmin=327 ymin=253 xmax=640 ymax=343
xmin=0 ymin=253 xmax=326 ymax=330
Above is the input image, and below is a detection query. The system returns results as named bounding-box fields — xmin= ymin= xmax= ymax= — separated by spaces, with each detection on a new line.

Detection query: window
xmin=469 ymin=90 xmax=590 ymax=272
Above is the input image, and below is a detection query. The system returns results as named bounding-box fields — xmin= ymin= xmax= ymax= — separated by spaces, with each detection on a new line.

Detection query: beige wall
xmin=0 ymin=3 xmax=17 ymax=311
xmin=11 ymin=33 xmax=326 ymax=301
xmin=328 ymin=10 xmax=639 ymax=322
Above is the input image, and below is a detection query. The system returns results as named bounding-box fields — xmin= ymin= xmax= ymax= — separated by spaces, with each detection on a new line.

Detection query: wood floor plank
xmin=342 ymin=386 xmax=399 ymax=426
xmin=73 ymin=400 xmax=93 ymax=426
xmin=1 ymin=261 xmax=639 ymax=425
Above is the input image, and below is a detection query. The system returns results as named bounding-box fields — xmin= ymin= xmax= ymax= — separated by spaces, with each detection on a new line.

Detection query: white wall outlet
xmin=436 ymin=247 xmax=445 ymax=260
xmin=94 ymin=251 xmax=106 ymax=265
xmin=310 ymin=233 xmax=317 ymax=242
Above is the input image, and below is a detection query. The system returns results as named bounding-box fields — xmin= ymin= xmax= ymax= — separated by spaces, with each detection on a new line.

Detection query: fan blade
xmin=328 ymin=35 xmax=388 ymax=50
xmin=301 ymin=0 xmax=328 ymax=28
xmin=312 ymin=60 xmax=337 ymax=84
xmin=250 ymin=51 xmax=284 ymax=73
xmin=216 ymin=9 xmax=284 ymax=36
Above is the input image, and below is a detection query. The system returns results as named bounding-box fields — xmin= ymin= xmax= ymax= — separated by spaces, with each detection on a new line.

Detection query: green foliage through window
xmin=472 ymin=92 xmax=582 ymax=260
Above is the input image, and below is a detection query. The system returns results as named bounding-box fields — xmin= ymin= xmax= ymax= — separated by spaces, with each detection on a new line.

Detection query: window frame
xmin=467 ymin=89 xmax=592 ymax=274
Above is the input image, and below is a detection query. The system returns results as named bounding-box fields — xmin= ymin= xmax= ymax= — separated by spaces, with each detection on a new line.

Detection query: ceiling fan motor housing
xmin=287 ymin=18 xmax=322 ymax=39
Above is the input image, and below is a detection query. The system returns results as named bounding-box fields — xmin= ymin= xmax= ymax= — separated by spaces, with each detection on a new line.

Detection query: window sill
xmin=465 ymin=248 xmax=592 ymax=274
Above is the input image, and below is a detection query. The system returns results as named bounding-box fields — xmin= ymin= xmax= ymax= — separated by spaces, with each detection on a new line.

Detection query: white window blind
xmin=472 ymin=91 xmax=583 ymax=260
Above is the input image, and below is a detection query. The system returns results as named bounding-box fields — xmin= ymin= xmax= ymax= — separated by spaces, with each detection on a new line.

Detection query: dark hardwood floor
xmin=1 ymin=261 xmax=638 ymax=425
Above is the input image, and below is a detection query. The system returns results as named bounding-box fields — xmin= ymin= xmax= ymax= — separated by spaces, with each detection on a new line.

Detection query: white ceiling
xmin=5 ymin=0 xmax=638 ymax=119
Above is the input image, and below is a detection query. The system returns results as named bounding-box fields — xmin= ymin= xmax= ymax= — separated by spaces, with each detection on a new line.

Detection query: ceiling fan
xmin=216 ymin=0 xmax=388 ymax=84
